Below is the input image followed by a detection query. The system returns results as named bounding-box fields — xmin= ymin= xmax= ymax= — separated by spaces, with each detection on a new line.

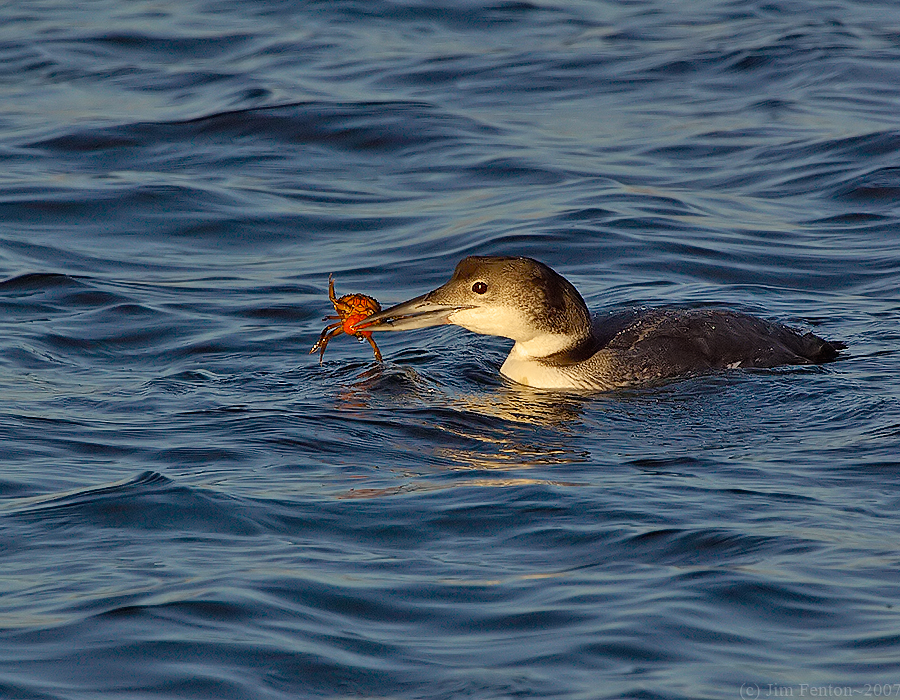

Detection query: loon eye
xmin=472 ymin=281 xmax=488 ymax=294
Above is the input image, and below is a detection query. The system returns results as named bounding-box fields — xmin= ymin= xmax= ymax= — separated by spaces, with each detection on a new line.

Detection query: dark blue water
xmin=2 ymin=1 xmax=899 ymax=698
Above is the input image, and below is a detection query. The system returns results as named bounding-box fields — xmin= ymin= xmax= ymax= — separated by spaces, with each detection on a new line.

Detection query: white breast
xmin=499 ymin=343 xmax=597 ymax=390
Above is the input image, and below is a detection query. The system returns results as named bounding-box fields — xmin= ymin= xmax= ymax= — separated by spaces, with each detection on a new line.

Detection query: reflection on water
xmin=330 ymin=363 xmax=591 ymax=498
xmin=453 ymin=385 xmax=587 ymax=429
xmin=2 ymin=0 xmax=900 ymax=698
xmin=336 ymin=474 xmax=587 ymax=500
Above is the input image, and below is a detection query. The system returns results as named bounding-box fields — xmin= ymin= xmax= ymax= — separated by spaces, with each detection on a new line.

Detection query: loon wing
xmin=598 ymin=308 xmax=842 ymax=371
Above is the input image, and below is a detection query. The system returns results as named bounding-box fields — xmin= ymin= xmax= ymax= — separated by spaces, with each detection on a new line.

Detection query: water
xmin=2 ymin=1 xmax=899 ymax=698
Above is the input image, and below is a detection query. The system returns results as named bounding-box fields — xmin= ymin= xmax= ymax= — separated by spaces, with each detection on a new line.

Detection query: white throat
xmin=511 ymin=333 xmax=575 ymax=358
xmin=499 ymin=342 xmax=589 ymax=389
xmin=448 ymin=307 xmax=575 ymax=357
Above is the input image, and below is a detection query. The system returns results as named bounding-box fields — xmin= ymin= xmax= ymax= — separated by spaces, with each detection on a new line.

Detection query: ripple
xmin=2 ymin=0 xmax=900 ymax=698
xmin=26 ymin=100 xmax=494 ymax=156
xmin=6 ymin=471 xmax=263 ymax=535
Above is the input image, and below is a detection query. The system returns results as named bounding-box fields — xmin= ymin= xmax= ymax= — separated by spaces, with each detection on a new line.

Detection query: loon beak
xmin=352 ymin=293 xmax=471 ymax=332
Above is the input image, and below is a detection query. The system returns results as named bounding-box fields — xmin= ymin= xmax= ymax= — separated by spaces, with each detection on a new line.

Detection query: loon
xmin=353 ymin=256 xmax=843 ymax=391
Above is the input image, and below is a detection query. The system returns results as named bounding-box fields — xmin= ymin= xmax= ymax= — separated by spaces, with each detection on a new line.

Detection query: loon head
xmin=355 ymin=256 xmax=593 ymax=358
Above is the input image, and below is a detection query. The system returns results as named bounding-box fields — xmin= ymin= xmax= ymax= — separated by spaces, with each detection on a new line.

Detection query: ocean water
xmin=2 ymin=1 xmax=899 ymax=698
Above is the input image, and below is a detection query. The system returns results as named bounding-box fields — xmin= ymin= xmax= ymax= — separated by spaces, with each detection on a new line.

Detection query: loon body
xmin=354 ymin=256 xmax=843 ymax=391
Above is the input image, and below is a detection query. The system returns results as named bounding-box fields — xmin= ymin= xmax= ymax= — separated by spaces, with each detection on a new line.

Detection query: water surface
xmin=1 ymin=1 xmax=899 ymax=698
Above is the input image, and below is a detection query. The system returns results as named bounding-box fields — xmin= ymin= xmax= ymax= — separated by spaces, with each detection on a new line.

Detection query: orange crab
xmin=309 ymin=275 xmax=383 ymax=364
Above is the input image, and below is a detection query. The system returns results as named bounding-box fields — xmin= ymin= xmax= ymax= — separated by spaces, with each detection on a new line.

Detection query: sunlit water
xmin=2 ymin=1 xmax=899 ymax=698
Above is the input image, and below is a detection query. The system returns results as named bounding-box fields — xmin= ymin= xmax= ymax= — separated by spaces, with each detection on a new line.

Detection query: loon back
xmin=528 ymin=307 xmax=843 ymax=390
xmin=352 ymin=256 xmax=844 ymax=390
xmin=588 ymin=307 xmax=840 ymax=366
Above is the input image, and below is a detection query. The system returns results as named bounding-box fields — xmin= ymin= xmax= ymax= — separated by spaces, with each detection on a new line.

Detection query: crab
xmin=309 ymin=274 xmax=383 ymax=364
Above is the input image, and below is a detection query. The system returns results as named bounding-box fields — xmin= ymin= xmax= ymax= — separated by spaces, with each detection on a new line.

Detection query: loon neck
xmin=500 ymin=338 xmax=609 ymax=390
xmin=510 ymin=316 xmax=600 ymax=364
xmin=499 ymin=325 xmax=603 ymax=388
xmin=512 ymin=332 xmax=584 ymax=359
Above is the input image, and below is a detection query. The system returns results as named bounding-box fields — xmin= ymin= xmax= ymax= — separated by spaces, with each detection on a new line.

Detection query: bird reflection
xmin=328 ymin=363 xmax=591 ymax=500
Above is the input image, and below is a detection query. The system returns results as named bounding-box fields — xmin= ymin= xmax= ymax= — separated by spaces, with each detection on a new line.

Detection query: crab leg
xmin=328 ymin=274 xmax=337 ymax=304
xmin=309 ymin=323 xmax=344 ymax=364
xmin=363 ymin=335 xmax=383 ymax=362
